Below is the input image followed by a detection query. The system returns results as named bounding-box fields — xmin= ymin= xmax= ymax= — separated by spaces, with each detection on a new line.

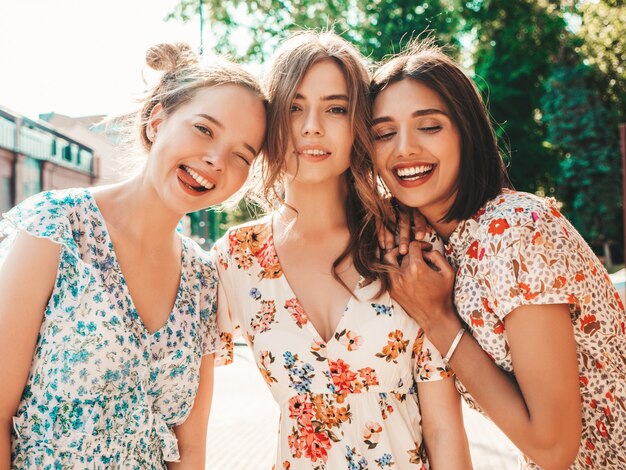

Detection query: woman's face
xmin=371 ymin=78 xmax=461 ymax=221
xmin=285 ymin=59 xmax=353 ymax=185
xmin=147 ymin=84 xmax=266 ymax=214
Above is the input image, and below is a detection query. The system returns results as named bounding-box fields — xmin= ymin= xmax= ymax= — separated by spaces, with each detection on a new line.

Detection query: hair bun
xmin=145 ymin=42 xmax=198 ymax=72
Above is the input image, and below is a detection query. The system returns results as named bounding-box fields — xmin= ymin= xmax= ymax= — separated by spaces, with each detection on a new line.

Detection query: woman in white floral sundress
xmin=213 ymin=31 xmax=472 ymax=470
xmin=0 ymin=43 xmax=266 ymax=469
xmin=371 ymin=42 xmax=625 ymax=469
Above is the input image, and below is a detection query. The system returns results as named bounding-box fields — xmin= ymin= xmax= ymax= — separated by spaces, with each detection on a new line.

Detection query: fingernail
xmin=400 ymin=243 xmax=407 ymax=254
xmin=415 ymin=231 xmax=425 ymax=240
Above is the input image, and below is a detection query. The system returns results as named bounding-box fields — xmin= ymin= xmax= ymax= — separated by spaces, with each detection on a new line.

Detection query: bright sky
xmin=0 ymin=0 xmax=211 ymax=120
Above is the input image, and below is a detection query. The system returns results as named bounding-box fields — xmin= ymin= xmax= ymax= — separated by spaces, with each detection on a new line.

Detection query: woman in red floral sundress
xmin=213 ymin=31 xmax=472 ymax=469
xmin=371 ymin=41 xmax=625 ymax=469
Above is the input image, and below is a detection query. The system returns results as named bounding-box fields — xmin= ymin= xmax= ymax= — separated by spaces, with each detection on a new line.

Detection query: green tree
xmin=460 ymin=0 xmax=566 ymax=193
xmin=167 ymin=0 xmax=462 ymax=62
xmin=541 ymin=44 xmax=623 ymax=254
xmin=577 ymin=0 xmax=626 ymax=120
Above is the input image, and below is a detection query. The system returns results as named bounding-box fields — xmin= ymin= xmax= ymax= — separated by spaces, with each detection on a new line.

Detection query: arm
xmin=0 ymin=232 xmax=60 ymax=469
xmin=386 ymin=243 xmax=581 ymax=470
xmin=167 ymin=354 xmax=215 ymax=469
xmin=418 ymin=377 xmax=472 ymax=470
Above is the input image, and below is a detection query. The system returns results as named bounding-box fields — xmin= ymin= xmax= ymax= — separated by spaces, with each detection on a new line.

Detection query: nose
xmin=301 ymin=109 xmax=324 ymax=137
xmin=202 ymin=150 xmax=226 ymax=172
xmin=397 ymin=127 xmax=420 ymax=158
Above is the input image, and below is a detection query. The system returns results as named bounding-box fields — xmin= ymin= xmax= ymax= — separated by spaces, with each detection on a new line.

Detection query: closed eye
xmin=235 ymin=153 xmax=251 ymax=166
xmin=373 ymin=130 xmax=396 ymax=141
xmin=419 ymin=125 xmax=442 ymax=133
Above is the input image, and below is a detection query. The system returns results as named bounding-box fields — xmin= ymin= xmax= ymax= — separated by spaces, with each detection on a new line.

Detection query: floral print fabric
xmin=213 ymin=217 xmax=451 ymax=470
xmin=0 ymin=189 xmax=226 ymax=469
xmin=446 ymin=189 xmax=626 ymax=469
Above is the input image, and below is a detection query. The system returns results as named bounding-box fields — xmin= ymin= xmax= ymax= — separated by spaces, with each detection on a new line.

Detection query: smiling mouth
xmin=178 ymin=165 xmax=215 ymax=192
xmin=394 ymin=164 xmax=435 ymax=181
xmin=296 ymin=148 xmax=332 ymax=159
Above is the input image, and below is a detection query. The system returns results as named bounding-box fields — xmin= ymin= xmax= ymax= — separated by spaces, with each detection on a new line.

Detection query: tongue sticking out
xmin=176 ymin=167 xmax=208 ymax=192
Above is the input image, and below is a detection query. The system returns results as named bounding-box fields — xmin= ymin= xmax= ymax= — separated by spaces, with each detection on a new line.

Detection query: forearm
xmin=427 ymin=314 xmax=578 ymax=469
xmin=423 ymin=425 xmax=472 ymax=470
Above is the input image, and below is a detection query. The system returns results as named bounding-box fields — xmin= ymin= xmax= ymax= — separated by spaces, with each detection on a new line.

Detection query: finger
xmin=397 ymin=209 xmax=411 ymax=255
xmin=412 ymin=209 xmax=428 ymax=241
xmin=419 ymin=240 xmax=433 ymax=252
xmin=406 ymin=240 xmax=426 ymax=267
xmin=382 ymin=247 xmax=401 ymax=268
xmin=422 ymin=250 xmax=454 ymax=276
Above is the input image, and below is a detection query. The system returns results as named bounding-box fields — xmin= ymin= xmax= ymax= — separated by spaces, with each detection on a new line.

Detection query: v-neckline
xmin=268 ymin=214 xmax=362 ymax=344
xmin=87 ymin=189 xmax=185 ymax=337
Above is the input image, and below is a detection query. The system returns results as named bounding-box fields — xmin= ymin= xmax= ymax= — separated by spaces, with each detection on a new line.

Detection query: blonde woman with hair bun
xmin=0 ymin=42 xmax=266 ymax=468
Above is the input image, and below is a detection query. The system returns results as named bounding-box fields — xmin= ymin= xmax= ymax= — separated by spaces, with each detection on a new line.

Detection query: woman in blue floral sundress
xmin=0 ymin=43 xmax=266 ymax=469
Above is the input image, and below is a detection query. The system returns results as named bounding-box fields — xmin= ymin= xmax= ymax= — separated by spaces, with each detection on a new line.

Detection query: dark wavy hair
xmin=371 ymin=40 xmax=512 ymax=223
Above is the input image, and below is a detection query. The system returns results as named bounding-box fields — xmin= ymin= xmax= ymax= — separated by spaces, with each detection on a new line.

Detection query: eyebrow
xmin=195 ymin=113 xmax=259 ymax=155
xmin=195 ymin=113 xmax=223 ymax=128
xmin=370 ymin=108 xmax=449 ymax=126
xmin=294 ymin=93 xmax=349 ymax=102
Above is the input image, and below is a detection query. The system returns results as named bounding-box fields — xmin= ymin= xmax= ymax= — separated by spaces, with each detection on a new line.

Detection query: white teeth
xmin=183 ymin=166 xmax=215 ymax=190
xmin=300 ymin=149 xmax=329 ymax=156
xmin=396 ymin=164 xmax=434 ymax=179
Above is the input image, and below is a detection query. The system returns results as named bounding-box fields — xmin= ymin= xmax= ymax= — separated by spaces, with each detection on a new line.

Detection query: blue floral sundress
xmin=0 ymin=188 xmax=228 ymax=469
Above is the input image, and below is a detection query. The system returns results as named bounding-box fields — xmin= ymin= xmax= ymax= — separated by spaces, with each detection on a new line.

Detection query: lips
xmin=295 ymin=145 xmax=332 ymax=161
xmin=176 ymin=165 xmax=215 ymax=193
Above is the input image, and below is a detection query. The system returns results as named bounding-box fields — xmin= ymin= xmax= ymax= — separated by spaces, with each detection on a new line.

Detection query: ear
xmin=146 ymin=103 xmax=165 ymax=141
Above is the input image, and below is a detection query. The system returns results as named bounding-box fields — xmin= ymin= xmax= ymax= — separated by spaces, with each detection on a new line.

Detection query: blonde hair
xmin=257 ymin=31 xmax=389 ymax=295
xmin=139 ymin=42 xmax=266 ymax=151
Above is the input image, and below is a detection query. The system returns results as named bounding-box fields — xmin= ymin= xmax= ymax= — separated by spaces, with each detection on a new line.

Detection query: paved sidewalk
xmin=206 ymin=345 xmax=519 ymax=469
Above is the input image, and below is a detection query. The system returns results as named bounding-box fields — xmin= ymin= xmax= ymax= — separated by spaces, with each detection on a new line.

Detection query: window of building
xmin=22 ymin=157 xmax=41 ymax=198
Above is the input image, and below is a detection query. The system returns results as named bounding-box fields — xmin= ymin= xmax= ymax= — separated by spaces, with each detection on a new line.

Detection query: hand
xmin=383 ymin=241 xmax=458 ymax=334
xmin=376 ymin=198 xmax=429 ymax=255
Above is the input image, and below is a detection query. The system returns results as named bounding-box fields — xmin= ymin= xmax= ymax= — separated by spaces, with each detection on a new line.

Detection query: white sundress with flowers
xmin=213 ymin=217 xmax=452 ymax=470
xmin=0 ymin=188 xmax=229 ymax=469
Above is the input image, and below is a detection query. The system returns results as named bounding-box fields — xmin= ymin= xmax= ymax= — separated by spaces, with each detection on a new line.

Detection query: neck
xmin=421 ymin=207 xmax=460 ymax=243
xmin=96 ymin=175 xmax=183 ymax=246
xmin=280 ymin=175 xmax=349 ymax=234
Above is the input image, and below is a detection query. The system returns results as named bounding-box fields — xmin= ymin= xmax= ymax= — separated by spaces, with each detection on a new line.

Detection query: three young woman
xmin=371 ymin=43 xmax=625 ymax=469
xmin=0 ymin=43 xmax=266 ymax=468
xmin=3 ymin=30 xmax=621 ymax=470
xmin=213 ymin=32 xmax=472 ymax=469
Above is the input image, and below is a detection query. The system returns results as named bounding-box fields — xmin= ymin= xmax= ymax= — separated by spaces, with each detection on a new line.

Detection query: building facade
xmin=0 ymin=106 xmax=96 ymax=214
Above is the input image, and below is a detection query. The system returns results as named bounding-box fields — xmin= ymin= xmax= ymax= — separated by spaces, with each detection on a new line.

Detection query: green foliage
xmin=577 ymin=0 xmax=626 ymax=120
xmin=460 ymin=0 xmax=567 ymax=193
xmin=541 ymin=45 xmax=623 ymax=245
xmin=166 ymin=0 xmax=462 ymax=62
xmin=170 ymin=0 xmax=625 ymax=250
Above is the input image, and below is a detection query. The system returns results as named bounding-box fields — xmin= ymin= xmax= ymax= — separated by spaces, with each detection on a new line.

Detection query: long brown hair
xmin=258 ymin=31 xmax=390 ymax=295
xmin=371 ymin=40 xmax=512 ymax=223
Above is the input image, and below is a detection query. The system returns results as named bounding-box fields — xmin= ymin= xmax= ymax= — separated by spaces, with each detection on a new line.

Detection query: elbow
xmin=526 ymin=428 xmax=581 ymax=470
